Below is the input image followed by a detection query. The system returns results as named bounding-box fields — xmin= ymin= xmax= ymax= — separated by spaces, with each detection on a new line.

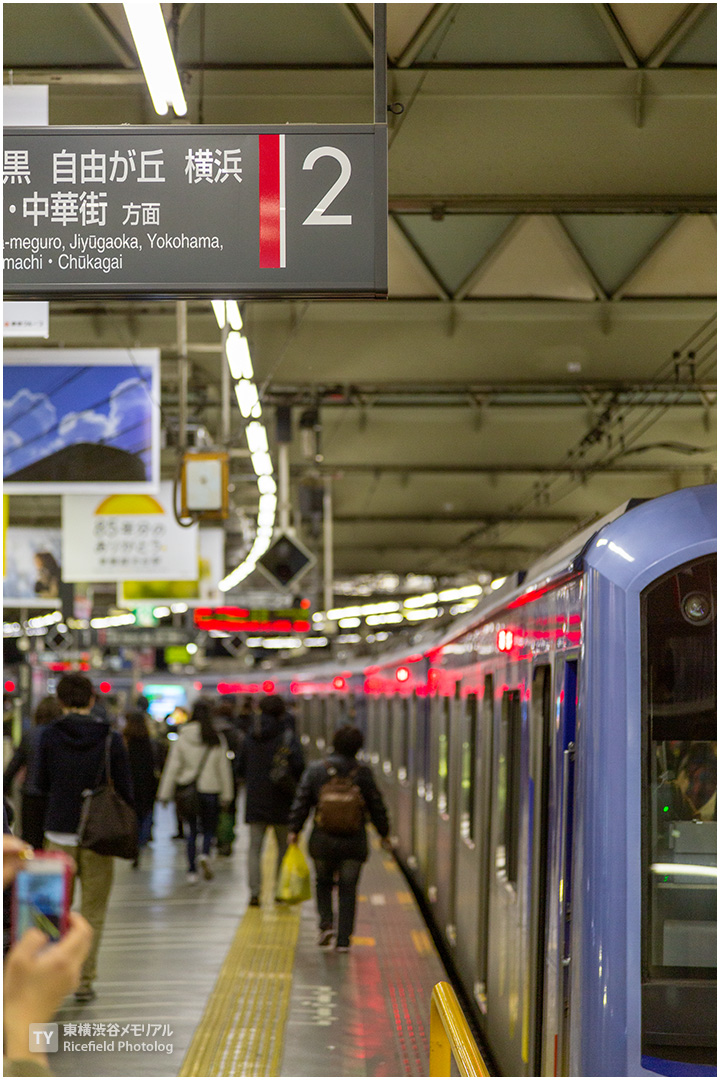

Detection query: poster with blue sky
xmin=4 ymin=349 xmax=160 ymax=493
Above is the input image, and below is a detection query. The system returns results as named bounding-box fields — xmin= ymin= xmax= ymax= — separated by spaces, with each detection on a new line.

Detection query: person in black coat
xmin=288 ymin=724 xmax=391 ymax=952
xmin=236 ymin=695 xmax=304 ymax=906
xmin=35 ymin=673 xmax=134 ymax=1003
xmin=3 ymin=696 xmax=63 ymax=850
xmin=123 ymin=709 xmax=159 ymax=867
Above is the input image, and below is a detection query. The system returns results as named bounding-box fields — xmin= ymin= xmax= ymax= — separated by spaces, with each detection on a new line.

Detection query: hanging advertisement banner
xmin=61 ymin=482 xmax=198 ymax=583
xmin=2 ymin=125 xmax=388 ymax=299
xmin=4 ymin=348 xmax=160 ymax=493
xmin=118 ymin=527 xmax=225 ymax=606
xmin=3 ymin=525 xmax=63 ymax=608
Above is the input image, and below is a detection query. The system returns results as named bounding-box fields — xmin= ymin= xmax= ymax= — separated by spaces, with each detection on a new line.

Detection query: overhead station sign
xmin=3 ymin=125 xmax=388 ymax=299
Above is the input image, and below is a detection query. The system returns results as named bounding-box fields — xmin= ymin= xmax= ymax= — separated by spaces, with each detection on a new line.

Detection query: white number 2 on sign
xmin=302 ymin=147 xmax=352 ymax=225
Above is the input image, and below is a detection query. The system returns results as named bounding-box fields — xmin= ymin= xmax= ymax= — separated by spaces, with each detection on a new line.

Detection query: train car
xmin=270 ymin=484 xmax=717 ymax=1077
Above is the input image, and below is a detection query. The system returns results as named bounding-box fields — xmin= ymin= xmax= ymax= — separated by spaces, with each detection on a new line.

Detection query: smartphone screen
xmin=14 ymin=864 xmax=68 ymax=940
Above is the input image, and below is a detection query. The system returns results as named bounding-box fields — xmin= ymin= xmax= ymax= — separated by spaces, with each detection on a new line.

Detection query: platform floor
xmin=49 ymin=803 xmax=448 ymax=1077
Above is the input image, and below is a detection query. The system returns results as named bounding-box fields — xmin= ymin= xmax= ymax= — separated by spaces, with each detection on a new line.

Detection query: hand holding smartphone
xmin=12 ymin=851 xmax=74 ymax=943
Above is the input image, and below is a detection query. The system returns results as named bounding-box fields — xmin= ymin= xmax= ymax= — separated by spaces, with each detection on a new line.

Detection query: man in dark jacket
xmin=236 ymin=695 xmax=304 ymax=906
xmin=288 ymin=724 xmax=391 ymax=952
xmin=35 ymin=673 xmax=134 ymax=1002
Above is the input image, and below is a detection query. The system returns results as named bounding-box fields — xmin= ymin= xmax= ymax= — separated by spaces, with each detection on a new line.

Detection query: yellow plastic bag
xmin=277 ymin=843 xmax=312 ymax=903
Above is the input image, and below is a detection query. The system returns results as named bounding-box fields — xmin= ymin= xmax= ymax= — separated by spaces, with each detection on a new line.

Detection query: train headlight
xmin=681 ymin=591 xmax=714 ymax=626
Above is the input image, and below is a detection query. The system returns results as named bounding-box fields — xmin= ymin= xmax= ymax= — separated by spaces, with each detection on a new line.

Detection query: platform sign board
xmin=3 ymin=125 xmax=388 ymax=299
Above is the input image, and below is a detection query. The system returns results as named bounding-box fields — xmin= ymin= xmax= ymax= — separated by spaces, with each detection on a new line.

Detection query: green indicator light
xmin=663 ymin=806 xmax=670 ymax=812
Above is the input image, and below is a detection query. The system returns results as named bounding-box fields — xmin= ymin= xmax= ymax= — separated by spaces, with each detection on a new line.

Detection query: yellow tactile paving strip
xmin=180 ymin=839 xmax=301 ymax=1077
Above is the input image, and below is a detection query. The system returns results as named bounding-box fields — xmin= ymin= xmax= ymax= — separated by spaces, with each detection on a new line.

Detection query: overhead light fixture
xmin=124 ymin=4 xmax=187 ymax=117
xmin=245 ymin=421 xmax=268 ymax=455
xmin=211 ymin=300 xmax=226 ymax=329
xmin=225 ymin=333 xmax=254 ymax=380
xmin=235 ymin=380 xmax=261 ymax=418
xmin=226 ymin=301 xmax=243 ymax=331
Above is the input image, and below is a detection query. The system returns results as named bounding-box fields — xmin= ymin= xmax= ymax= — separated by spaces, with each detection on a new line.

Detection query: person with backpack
xmin=287 ymin=724 xmax=391 ymax=952
xmin=235 ymin=695 xmax=305 ymax=906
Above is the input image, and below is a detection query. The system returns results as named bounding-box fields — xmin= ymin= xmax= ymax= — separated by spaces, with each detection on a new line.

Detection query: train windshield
xmin=643 ymin=553 xmax=716 ymax=981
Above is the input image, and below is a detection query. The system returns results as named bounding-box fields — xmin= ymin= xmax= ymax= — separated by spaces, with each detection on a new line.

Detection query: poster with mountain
xmin=4 ymin=348 xmax=160 ymax=493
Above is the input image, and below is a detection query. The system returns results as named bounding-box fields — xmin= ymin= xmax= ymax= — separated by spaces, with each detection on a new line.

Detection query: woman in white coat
xmin=158 ymin=699 xmax=234 ymax=882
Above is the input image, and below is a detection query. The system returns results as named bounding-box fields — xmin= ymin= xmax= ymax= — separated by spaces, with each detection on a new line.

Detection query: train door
xmin=485 ymin=682 xmax=525 ymax=1074
xmin=394 ymin=694 xmax=414 ymax=861
xmin=412 ymin=694 xmax=431 ymax=889
xmin=435 ymin=685 xmax=460 ymax=951
xmin=454 ymin=691 xmax=481 ymax=992
xmin=474 ymin=674 xmax=495 ymax=1015
xmin=541 ymin=658 xmax=578 ymax=1076
xmin=528 ymin=664 xmax=553 ymax=1073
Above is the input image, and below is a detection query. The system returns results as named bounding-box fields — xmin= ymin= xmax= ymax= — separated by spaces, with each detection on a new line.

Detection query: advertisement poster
xmin=4 ymin=348 xmax=160 ymax=493
xmin=119 ymin=528 xmax=225 ymax=606
xmin=4 ymin=526 xmax=63 ymax=607
xmin=62 ymin=483 xmax=198 ymax=583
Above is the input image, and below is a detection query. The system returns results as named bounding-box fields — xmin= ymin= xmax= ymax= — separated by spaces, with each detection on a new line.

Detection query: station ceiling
xmin=3 ymin=3 xmax=717 ymax=597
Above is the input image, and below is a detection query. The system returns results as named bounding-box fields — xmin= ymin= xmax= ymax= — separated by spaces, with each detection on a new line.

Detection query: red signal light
xmin=299 ymin=598 xmax=311 ymax=609
xmin=193 ymin=681 xmax=203 ymax=691
xmin=497 ymin=629 xmax=514 ymax=652
xmin=396 ymin=666 xmax=410 ymax=683
xmin=332 ymin=676 xmax=346 ymax=691
xmin=262 ymin=680 xmax=275 ymax=693
xmin=4 ymin=680 xmax=16 ymax=693
xmin=99 ymin=681 xmax=112 ymax=693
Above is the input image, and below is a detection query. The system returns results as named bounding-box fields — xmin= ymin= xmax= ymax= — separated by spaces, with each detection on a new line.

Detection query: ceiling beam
xmin=646 ymin=4 xmax=709 ymax=69
xmin=389 ymin=195 xmax=717 ymax=214
xmin=593 ymin=4 xmax=640 ymax=69
xmin=298 ymin=463 xmax=709 ymax=476
xmin=85 ymin=5 xmax=138 ymax=69
xmin=332 ymin=513 xmax=580 ymax=524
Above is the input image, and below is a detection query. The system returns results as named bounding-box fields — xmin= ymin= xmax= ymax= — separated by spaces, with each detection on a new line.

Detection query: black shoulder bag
xmin=175 ymin=747 xmax=211 ymax=821
xmin=78 ymin=734 xmax=139 ymax=860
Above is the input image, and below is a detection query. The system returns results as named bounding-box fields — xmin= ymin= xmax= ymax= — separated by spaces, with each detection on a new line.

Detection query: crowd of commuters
xmin=2 ymin=675 xmax=391 ymax=1072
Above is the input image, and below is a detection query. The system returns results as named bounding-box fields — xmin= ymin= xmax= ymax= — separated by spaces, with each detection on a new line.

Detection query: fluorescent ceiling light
xmin=257 ymin=475 xmax=277 ymax=495
xmin=404 ymin=607 xmax=439 ymax=621
xmin=251 ymin=450 xmax=273 ymax=476
xmin=211 ymin=300 xmax=226 ymax=329
xmin=404 ymin=592 xmax=438 ymax=609
xmin=246 ymin=421 xmax=268 ymax=455
xmin=226 ymin=333 xmax=253 ymax=380
xmin=235 ymin=380 xmax=261 ymax=418
xmin=226 ymin=301 xmax=243 ymax=330
xmin=124 ymin=4 xmax=187 ymax=117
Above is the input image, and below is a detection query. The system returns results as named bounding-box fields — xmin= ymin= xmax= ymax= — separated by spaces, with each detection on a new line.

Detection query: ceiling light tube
xmin=235 ymin=380 xmax=260 ymax=418
xmin=257 ymin=475 xmax=277 ymax=495
xmin=124 ymin=3 xmax=187 ymax=116
xmin=211 ymin=300 xmax=226 ymax=329
xmin=226 ymin=333 xmax=253 ymax=380
xmin=251 ymin=450 xmax=273 ymax=476
xmin=226 ymin=301 xmax=243 ymax=331
xmin=245 ymin=421 xmax=268 ymax=455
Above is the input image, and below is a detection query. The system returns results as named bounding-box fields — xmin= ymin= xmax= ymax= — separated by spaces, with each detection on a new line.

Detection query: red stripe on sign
xmin=258 ymin=134 xmax=281 ymax=268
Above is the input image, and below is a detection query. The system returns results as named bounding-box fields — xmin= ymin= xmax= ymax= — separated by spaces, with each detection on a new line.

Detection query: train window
xmin=460 ymin=694 xmax=478 ymax=842
xmin=438 ymin=696 xmax=451 ymax=816
xmin=498 ymin=689 xmax=522 ymax=885
xmin=642 ymin=554 xmax=716 ymax=986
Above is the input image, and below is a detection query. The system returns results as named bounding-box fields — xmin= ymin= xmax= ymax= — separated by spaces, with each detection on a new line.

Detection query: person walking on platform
xmin=157 ymin=698 xmax=233 ymax=883
xmin=288 ymin=724 xmax=391 ymax=952
xmin=3 ymin=696 xmax=63 ymax=850
xmin=236 ymin=695 xmax=305 ymax=906
xmin=35 ymin=673 xmax=134 ymax=1003
xmin=123 ymin=709 xmax=159 ymax=868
